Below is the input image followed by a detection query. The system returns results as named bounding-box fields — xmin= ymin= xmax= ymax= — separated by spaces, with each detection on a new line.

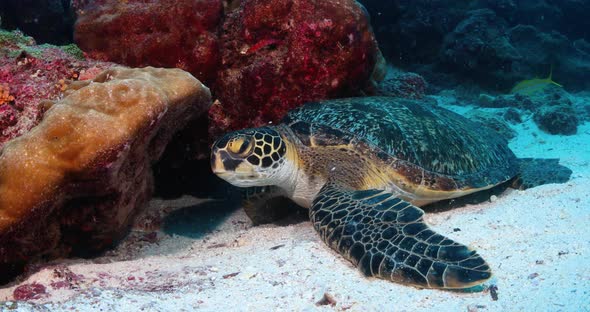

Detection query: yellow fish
xmin=510 ymin=66 xmax=563 ymax=95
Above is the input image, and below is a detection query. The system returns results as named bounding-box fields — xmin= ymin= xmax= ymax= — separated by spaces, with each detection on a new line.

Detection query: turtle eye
xmin=227 ymin=137 xmax=254 ymax=156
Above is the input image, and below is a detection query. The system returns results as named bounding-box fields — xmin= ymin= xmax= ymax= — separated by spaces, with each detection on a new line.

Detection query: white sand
xmin=1 ymin=97 xmax=589 ymax=312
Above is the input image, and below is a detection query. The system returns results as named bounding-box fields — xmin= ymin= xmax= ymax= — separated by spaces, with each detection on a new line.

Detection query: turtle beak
xmin=210 ymin=148 xmax=226 ymax=175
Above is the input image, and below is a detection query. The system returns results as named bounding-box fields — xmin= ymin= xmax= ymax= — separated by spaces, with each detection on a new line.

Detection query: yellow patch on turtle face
xmin=227 ymin=136 xmax=254 ymax=156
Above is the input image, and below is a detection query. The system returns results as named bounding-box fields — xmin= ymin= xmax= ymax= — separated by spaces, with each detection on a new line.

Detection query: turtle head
xmin=211 ymin=127 xmax=292 ymax=187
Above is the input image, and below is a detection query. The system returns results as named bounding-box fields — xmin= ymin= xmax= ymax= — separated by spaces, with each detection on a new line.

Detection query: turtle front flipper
xmin=310 ymin=182 xmax=492 ymax=289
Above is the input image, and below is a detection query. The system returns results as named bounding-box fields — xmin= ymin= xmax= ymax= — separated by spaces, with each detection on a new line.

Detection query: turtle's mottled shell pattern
xmin=282 ymin=97 xmax=519 ymax=189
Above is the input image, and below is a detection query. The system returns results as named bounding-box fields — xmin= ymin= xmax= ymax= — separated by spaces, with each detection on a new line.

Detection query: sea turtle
xmin=210 ymin=96 xmax=571 ymax=289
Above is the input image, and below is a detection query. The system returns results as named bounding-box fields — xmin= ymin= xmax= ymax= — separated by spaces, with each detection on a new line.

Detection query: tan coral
xmin=0 ymin=67 xmax=211 ymax=281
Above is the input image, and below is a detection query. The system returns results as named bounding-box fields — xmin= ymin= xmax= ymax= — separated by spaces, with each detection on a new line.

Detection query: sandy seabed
xmin=1 ymin=96 xmax=589 ymax=312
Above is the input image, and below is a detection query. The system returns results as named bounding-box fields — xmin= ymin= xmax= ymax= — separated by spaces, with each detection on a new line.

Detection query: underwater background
xmin=0 ymin=0 xmax=589 ymax=311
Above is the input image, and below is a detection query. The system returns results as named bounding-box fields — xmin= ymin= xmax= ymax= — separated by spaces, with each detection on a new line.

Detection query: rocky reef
xmin=478 ymin=87 xmax=581 ymax=135
xmin=360 ymin=0 xmax=590 ymax=92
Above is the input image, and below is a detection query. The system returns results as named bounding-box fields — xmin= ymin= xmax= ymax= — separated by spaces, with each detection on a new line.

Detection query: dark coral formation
xmin=0 ymin=30 xmax=113 ymax=150
xmin=74 ymin=0 xmax=223 ymax=86
xmin=440 ymin=9 xmax=517 ymax=78
xmin=475 ymin=87 xmax=580 ymax=135
xmin=533 ymin=103 xmax=578 ymax=135
xmin=0 ymin=0 xmax=75 ymax=45
xmin=359 ymin=0 xmax=590 ymax=92
xmin=209 ymin=0 xmax=379 ymax=136
xmin=503 ymin=107 xmax=523 ymax=124
xmin=0 ymin=67 xmax=211 ymax=283
xmin=359 ymin=0 xmax=468 ymax=66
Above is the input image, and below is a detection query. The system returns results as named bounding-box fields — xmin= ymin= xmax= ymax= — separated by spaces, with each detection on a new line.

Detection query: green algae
xmin=0 ymin=29 xmax=85 ymax=60
xmin=0 ymin=29 xmax=35 ymax=47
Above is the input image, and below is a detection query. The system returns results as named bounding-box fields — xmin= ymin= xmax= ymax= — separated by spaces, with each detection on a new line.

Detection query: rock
xmin=209 ymin=0 xmax=379 ymax=137
xmin=473 ymin=87 xmax=580 ymax=135
xmin=503 ymin=108 xmax=522 ymax=124
xmin=0 ymin=29 xmax=113 ymax=150
xmin=476 ymin=85 xmax=571 ymax=111
xmin=476 ymin=93 xmax=534 ymax=110
xmin=74 ymin=0 xmax=224 ymax=85
xmin=0 ymin=0 xmax=75 ymax=45
xmin=360 ymin=48 xmax=387 ymax=94
xmin=570 ymin=91 xmax=590 ymax=123
xmin=533 ymin=104 xmax=578 ymax=135
xmin=0 ymin=67 xmax=211 ymax=283
xmin=477 ymin=94 xmax=496 ymax=107
xmin=441 ymin=9 xmax=519 ymax=79
xmin=508 ymin=25 xmax=568 ymax=65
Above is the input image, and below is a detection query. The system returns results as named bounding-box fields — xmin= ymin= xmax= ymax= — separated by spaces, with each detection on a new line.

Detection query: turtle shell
xmin=282 ymin=97 xmax=519 ymax=189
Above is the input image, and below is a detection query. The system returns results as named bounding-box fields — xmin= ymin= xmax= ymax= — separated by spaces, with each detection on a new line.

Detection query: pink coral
xmin=0 ymin=31 xmax=114 ymax=149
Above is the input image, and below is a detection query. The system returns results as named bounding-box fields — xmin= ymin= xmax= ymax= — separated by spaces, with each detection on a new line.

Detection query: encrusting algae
xmin=0 ymin=84 xmax=14 ymax=106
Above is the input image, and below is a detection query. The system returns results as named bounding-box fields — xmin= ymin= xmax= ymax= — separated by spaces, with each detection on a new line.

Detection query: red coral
xmin=209 ymin=0 xmax=379 ymax=137
xmin=73 ymin=0 xmax=379 ymax=140
xmin=246 ymin=38 xmax=282 ymax=54
xmin=74 ymin=0 xmax=223 ymax=85
xmin=13 ymin=283 xmax=47 ymax=300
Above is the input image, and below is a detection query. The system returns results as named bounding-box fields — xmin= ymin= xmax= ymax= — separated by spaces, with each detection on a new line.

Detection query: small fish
xmin=510 ymin=66 xmax=563 ymax=95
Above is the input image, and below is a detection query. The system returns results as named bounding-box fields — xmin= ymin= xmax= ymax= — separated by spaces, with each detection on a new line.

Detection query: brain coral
xmin=0 ymin=67 xmax=211 ymax=283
